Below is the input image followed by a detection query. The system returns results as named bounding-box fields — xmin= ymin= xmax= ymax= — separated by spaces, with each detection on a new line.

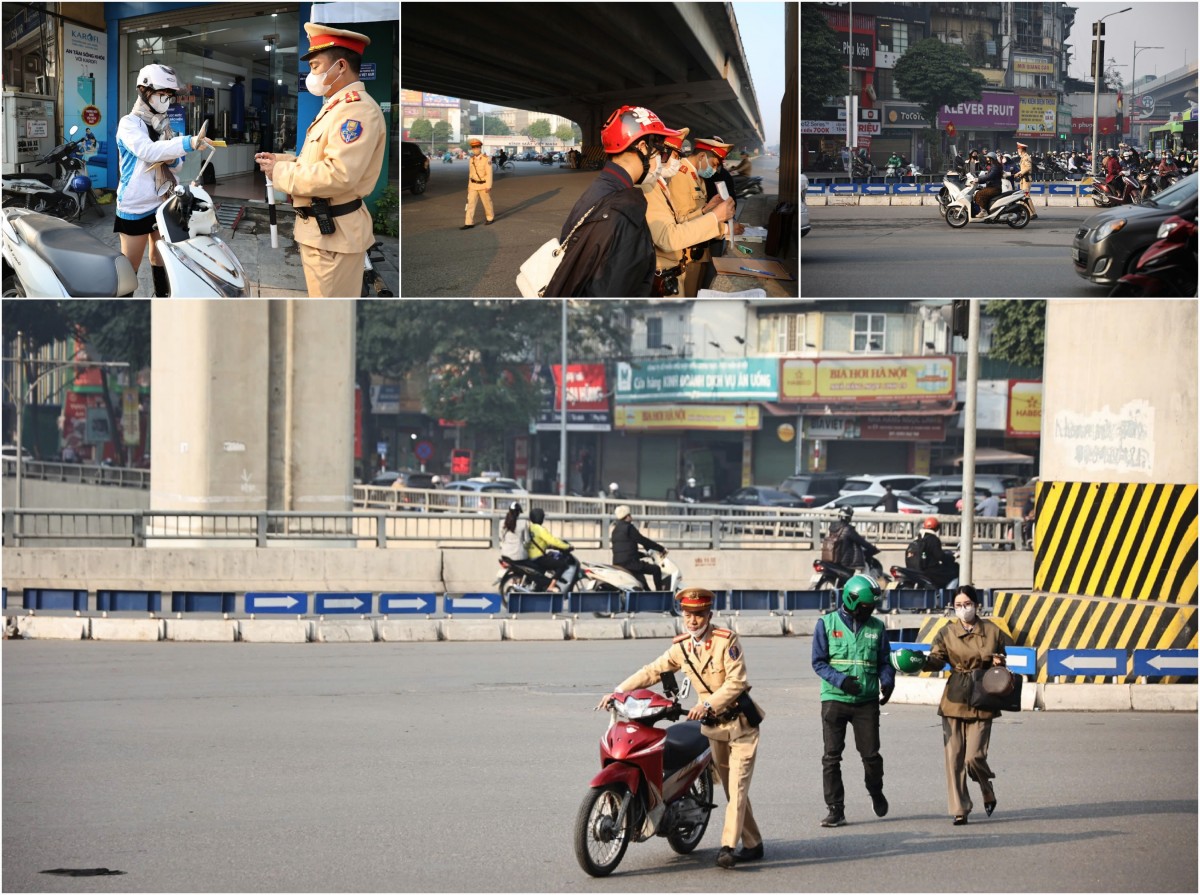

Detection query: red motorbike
xmin=1109 ymin=212 xmax=1198 ymax=297
xmin=574 ymin=673 xmax=715 ymax=877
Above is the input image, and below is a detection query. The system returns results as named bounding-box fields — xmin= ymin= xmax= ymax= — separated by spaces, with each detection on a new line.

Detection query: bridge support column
xmin=580 ymin=106 xmax=606 ymax=167
xmin=150 ymin=300 xmax=355 ymax=523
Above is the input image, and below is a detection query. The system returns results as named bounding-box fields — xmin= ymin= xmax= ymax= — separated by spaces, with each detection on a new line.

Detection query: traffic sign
xmin=314 ymin=592 xmax=370 ymax=614
xmin=245 ymin=591 xmax=308 ymax=614
xmin=445 ymin=593 xmax=501 ymax=614
xmin=380 ymin=592 xmax=436 ymax=614
xmin=414 ymin=439 xmax=434 ymax=463
xmin=1004 ymin=646 xmax=1036 ymax=676
xmin=1046 ymin=648 xmax=1126 ymax=677
xmin=1132 ymin=649 xmax=1198 ymax=677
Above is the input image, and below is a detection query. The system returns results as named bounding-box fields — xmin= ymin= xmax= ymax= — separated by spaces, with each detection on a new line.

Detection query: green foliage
xmin=555 ymin=124 xmax=574 ymax=142
xmin=372 ymin=184 xmax=398 ymax=237
xmin=527 ymin=119 xmax=552 ymax=139
xmin=893 ymin=38 xmax=988 ymax=129
xmin=801 ymin=6 xmax=845 ymax=120
xmin=431 ymin=120 xmax=452 ymax=152
xmin=984 ymin=300 xmax=1045 ymax=368
xmin=408 ymin=117 xmax=433 ymax=142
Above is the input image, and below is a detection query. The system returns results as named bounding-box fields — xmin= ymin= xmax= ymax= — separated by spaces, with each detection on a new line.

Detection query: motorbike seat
xmin=12 ymin=213 xmax=137 ymax=297
xmin=663 ymin=720 xmax=709 ymax=774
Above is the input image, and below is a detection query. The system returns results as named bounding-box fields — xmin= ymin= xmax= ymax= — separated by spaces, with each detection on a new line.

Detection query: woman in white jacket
xmin=114 ymin=63 xmax=213 ymax=296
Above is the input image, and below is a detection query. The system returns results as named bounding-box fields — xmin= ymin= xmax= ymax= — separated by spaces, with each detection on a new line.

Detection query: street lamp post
xmin=1131 ymin=44 xmax=1163 ymax=148
xmin=559 ymin=300 xmax=568 ymax=497
xmin=1091 ymin=7 xmax=1132 ymax=177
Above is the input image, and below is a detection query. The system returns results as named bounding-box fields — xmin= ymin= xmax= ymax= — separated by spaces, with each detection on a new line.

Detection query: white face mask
xmin=955 ymin=605 xmax=977 ymax=623
xmin=305 ymin=62 xmax=342 ymax=98
xmin=148 ymin=93 xmax=172 ymax=114
xmin=661 ymin=155 xmax=682 ymax=179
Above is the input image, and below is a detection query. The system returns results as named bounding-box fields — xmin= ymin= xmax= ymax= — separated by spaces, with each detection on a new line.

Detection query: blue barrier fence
xmin=807 ymin=181 xmax=1094 ymax=196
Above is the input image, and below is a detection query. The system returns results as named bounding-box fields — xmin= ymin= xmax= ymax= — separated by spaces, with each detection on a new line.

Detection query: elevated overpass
xmin=400 ymin=1 xmax=766 ymax=155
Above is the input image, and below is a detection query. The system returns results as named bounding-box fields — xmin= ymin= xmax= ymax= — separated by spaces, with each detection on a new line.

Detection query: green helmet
xmin=842 ymin=574 xmax=882 ymax=612
xmin=890 ymin=648 xmax=926 ymax=674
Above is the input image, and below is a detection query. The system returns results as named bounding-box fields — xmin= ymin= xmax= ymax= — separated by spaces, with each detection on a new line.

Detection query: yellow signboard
xmin=1017 ymin=96 xmax=1057 ymax=135
xmin=780 ymin=357 xmax=955 ymax=402
xmin=1007 ymin=380 xmax=1042 ymax=436
xmin=614 ymin=404 xmax=761 ymax=431
xmin=1014 ymin=57 xmax=1055 ymax=74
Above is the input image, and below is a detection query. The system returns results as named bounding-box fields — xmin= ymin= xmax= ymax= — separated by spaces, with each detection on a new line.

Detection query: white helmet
xmin=137 ymin=64 xmax=180 ymax=93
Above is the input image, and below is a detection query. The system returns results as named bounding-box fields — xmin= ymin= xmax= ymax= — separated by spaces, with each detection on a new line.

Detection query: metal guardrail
xmin=3 ymin=501 xmax=1024 ymax=550
xmin=1 ymin=457 xmax=150 ymax=489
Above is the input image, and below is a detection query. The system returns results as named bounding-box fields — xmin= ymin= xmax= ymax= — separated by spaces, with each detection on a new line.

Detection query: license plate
xmin=1071 ymin=248 xmax=1082 ymax=263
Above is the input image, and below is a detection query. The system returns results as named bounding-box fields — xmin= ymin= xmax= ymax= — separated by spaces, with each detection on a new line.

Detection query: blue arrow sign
xmin=445 ymin=592 xmax=501 ymax=614
xmin=1005 ymin=646 xmax=1036 ymax=676
xmin=314 ymin=592 xmax=370 ymax=614
xmin=380 ymin=592 xmax=436 ymax=614
xmin=1132 ymin=649 xmax=1198 ymax=677
xmin=1046 ymin=648 xmax=1127 ymax=677
xmin=245 ymin=591 xmax=308 ymax=614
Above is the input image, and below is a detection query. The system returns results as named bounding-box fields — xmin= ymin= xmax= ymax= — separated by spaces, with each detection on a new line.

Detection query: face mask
xmin=697 ymin=156 xmax=714 ymax=179
xmin=661 ymin=155 xmax=681 ymax=179
xmin=955 ymin=605 xmax=977 ymax=623
xmin=471 ymin=149 xmax=480 ymax=155
xmin=148 ymin=93 xmax=172 ymax=114
xmin=305 ymin=62 xmax=341 ymax=97
xmin=852 ymin=605 xmax=874 ymax=623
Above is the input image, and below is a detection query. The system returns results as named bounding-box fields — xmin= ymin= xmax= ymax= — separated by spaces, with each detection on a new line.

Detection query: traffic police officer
xmin=598 ymin=587 xmax=765 ymax=869
xmin=255 ymin=22 xmax=385 ymax=297
xmin=461 ymin=138 xmax=494 ymax=228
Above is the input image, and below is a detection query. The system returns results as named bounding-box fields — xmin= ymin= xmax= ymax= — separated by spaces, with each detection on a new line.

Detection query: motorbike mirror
xmin=661 ymin=671 xmax=679 ymax=698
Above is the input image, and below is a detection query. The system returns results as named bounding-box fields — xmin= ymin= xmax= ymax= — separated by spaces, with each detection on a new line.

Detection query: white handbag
xmin=515 ymin=204 xmax=596 ymax=298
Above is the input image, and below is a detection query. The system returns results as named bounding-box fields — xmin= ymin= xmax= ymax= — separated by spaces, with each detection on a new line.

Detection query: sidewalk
xmin=80 ymin=195 xmax=398 ymax=298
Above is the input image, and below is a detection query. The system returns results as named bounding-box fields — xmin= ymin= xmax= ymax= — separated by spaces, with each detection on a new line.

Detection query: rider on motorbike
xmin=910 ymin=517 xmax=959 ymax=588
xmin=831 ymin=507 xmax=880 ymax=572
xmin=499 ymin=501 xmax=532 ymax=562
xmin=974 ymin=154 xmax=1003 ymax=217
xmin=611 ymin=505 xmax=668 ymax=591
xmin=528 ymin=507 xmax=578 ymax=591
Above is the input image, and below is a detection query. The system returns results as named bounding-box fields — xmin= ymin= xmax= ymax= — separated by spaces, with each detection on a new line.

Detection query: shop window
xmin=646 ymin=317 xmax=663 ymax=349
xmin=853 ymin=313 xmax=886 ymax=353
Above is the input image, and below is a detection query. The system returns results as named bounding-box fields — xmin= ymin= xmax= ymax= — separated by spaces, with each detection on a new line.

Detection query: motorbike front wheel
xmin=575 ymin=784 xmax=632 ymax=877
xmin=945 ymin=206 xmax=969 ymax=228
xmin=667 ymin=765 xmax=714 ymax=854
xmin=1091 ymin=189 xmax=1112 ymax=207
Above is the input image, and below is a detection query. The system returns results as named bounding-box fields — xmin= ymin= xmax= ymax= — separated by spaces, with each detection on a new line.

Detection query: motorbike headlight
xmin=1156 ymin=220 xmax=1181 ymax=239
xmin=616 ymin=696 xmax=656 ymax=720
xmin=1092 ymin=219 xmax=1126 ymax=243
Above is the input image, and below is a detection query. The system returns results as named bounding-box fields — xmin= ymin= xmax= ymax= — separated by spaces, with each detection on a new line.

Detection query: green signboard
xmin=615 ymin=358 xmax=778 ymax=403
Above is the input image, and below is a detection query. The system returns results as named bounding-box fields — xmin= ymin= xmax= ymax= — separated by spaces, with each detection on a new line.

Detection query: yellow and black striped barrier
xmin=1034 ymin=481 xmax=1197 ymax=604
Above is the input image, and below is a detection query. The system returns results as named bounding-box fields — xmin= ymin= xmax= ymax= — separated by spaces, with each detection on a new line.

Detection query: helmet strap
xmin=633 ymin=142 xmax=651 ymax=185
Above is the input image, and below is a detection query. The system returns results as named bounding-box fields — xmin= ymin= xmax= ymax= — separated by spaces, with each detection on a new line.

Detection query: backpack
xmin=905 ymin=534 xmax=927 ymax=571
xmin=821 ymin=525 xmax=845 ymax=563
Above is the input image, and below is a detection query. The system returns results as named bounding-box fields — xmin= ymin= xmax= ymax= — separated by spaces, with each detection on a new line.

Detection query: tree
xmin=893 ymin=38 xmax=988 ymax=130
xmin=527 ymin=119 xmax=552 ymax=139
xmin=408 ymin=117 xmax=433 ymax=144
xmin=801 ymin=6 xmax=844 ymax=120
xmin=356 ymin=302 xmax=630 ymax=477
xmin=984 ymin=300 xmax=1045 ymax=368
xmin=431 ymin=119 xmax=452 ymax=152
xmin=555 ymin=124 xmax=574 ymax=142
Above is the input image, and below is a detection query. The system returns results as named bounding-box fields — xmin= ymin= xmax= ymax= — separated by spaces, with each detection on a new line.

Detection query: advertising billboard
xmin=615 ymin=358 xmax=778 ymax=403
xmin=937 ymin=92 xmax=1019 ymax=129
xmin=780 ymin=357 xmax=955 ymax=403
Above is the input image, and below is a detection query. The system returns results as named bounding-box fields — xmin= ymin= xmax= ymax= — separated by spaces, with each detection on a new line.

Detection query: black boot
xmin=151 ymin=265 xmax=170 ymax=297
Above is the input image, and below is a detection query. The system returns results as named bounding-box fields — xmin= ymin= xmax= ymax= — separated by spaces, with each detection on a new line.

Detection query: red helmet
xmin=922 ymin=516 xmax=940 ymax=531
xmin=600 ymin=105 xmax=679 ymax=154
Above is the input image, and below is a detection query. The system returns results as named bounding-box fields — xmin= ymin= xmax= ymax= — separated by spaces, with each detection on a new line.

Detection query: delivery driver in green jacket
xmin=811 ymin=574 xmax=895 ymax=827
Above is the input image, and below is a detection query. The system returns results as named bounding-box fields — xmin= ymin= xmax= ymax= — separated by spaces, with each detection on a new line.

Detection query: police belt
xmin=294 ymin=198 xmax=362 ymax=220
xmin=654 ymin=263 xmax=683 ymax=277
xmin=470 ymin=178 xmax=487 ymax=184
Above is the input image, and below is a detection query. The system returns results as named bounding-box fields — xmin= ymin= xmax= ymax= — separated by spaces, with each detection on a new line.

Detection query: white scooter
xmin=936 ymin=165 xmax=972 ymax=218
xmin=2 ymin=207 xmax=137 ymax=297
xmin=153 ymin=138 xmax=248 ymax=296
xmin=944 ymin=172 xmax=1034 ymax=229
xmin=574 ymin=550 xmax=683 ymax=596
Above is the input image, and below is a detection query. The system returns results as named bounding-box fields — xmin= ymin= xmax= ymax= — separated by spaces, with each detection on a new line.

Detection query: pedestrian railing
xmin=2 ymin=458 xmax=150 ymax=489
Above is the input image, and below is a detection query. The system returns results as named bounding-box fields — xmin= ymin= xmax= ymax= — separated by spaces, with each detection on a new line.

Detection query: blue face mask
xmin=697 ymin=156 xmax=714 ymax=179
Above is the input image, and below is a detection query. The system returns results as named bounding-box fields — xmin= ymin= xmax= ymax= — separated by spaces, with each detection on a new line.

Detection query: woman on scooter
xmin=114 ymin=63 xmax=215 ymax=296
xmin=973 ymin=154 xmax=1002 ymax=218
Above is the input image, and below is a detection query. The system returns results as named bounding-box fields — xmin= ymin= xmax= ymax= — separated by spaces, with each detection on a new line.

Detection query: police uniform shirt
xmin=467 ymin=153 xmax=493 ymax=191
xmin=272 ymin=80 xmax=385 ymax=254
xmin=669 ymin=156 xmax=708 ymax=223
xmin=645 ymin=180 xmax=722 ymax=270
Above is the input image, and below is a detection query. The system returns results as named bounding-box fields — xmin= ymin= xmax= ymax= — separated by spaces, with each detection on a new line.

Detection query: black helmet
xmin=837 ymin=506 xmax=854 ymax=523
xmin=529 ymin=507 xmax=545 ymax=525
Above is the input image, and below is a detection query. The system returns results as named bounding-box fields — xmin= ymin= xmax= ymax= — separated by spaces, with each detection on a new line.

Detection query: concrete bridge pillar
xmin=150 ymin=300 xmax=355 ymax=518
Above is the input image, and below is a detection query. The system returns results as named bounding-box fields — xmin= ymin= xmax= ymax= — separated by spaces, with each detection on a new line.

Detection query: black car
xmin=778 ymin=472 xmax=846 ymax=507
xmin=721 ymin=486 xmax=804 ymax=508
xmin=1073 ymin=174 xmax=1197 ymax=286
xmin=909 ymin=474 xmax=1024 ymax=515
xmin=401 ymin=141 xmax=430 ymax=195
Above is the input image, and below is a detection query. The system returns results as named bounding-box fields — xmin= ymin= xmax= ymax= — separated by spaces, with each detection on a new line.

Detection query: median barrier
xmin=165 ymin=618 xmax=238 ymax=642
xmin=891 ymin=195 xmax=923 ymax=206
xmin=731 ymin=616 xmax=786 ymax=636
xmin=238 ymin=619 xmax=310 ymax=643
xmin=314 ymin=620 xmax=376 ymax=643
xmin=505 ymin=619 xmax=568 ymax=641
xmin=1130 ymin=684 xmax=1198 ymax=712
xmin=377 ymin=619 xmax=440 ymax=642
xmin=16 ymin=615 xmax=89 ymax=639
xmin=171 ymin=592 xmax=236 ymax=613
xmin=97 ymin=590 xmax=161 ymax=612
xmin=859 ymin=195 xmax=890 ymax=206
xmin=23 ymin=588 xmax=88 ymax=611
xmin=628 ymin=618 xmax=677 ymax=639
xmin=1042 ymin=683 xmax=1133 ymax=711
xmin=571 ymin=618 xmax=627 ymax=639
xmin=785 ymin=616 xmax=821 ymax=635
xmin=90 ymin=617 xmax=163 ymax=641
xmin=441 ymin=619 xmax=504 ymax=641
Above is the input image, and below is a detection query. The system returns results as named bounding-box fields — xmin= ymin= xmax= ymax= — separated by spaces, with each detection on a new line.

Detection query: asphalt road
xmin=801 ymin=205 xmax=1117 ymax=298
xmin=401 ymin=160 xmax=781 ymax=298
xmin=4 ymin=639 xmax=1196 ymax=893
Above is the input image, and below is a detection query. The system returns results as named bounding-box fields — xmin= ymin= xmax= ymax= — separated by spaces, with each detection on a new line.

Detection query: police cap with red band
xmin=677 ymin=587 xmax=716 ymax=613
xmin=301 ymin=23 xmax=371 ymax=61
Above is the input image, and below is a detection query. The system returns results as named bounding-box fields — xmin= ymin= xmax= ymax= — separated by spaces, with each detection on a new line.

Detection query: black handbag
xmin=968 ymin=666 xmax=1022 ymax=712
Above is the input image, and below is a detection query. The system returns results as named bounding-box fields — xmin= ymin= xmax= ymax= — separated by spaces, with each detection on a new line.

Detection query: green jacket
xmin=820 ymin=611 xmax=884 ymax=704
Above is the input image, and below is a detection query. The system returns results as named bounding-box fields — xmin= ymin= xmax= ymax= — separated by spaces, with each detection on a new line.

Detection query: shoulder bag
xmin=515 ymin=204 xmax=597 ymax=298
xmin=969 ymin=665 xmax=1022 ymax=712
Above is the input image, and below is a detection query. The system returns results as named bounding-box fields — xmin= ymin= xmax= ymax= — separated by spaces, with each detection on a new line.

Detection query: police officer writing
xmin=461 ymin=139 xmax=493 ymax=229
xmin=598 ymin=588 xmax=765 ymax=869
xmin=255 ymin=23 xmax=385 ymax=297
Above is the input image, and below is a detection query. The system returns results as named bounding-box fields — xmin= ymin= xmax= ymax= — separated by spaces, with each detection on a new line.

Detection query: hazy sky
xmin=732 ymin=1 xmax=787 ymax=147
xmin=1067 ymin=1 xmax=1198 ymax=85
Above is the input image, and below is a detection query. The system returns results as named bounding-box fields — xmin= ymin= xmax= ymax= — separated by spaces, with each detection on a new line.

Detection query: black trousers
xmin=617 ymin=559 xmax=665 ymax=591
xmin=821 ymin=699 xmax=884 ymax=807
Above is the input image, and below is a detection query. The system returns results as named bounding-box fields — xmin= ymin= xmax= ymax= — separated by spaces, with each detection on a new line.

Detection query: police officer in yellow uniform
xmin=643 ymin=139 xmax=734 ymax=296
xmin=598 ymin=588 xmax=765 ymax=869
xmin=667 ymin=130 xmax=730 ymax=297
xmin=255 ymin=23 xmax=385 ymax=297
xmin=461 ymin=138 xmax=494 ymax=229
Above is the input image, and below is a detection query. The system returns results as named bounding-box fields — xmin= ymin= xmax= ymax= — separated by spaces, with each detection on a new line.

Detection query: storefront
xmin=531 ymin=363 xmax=611 ymax=495
xmin=937 ymin=90 xmax=1019 ymax=153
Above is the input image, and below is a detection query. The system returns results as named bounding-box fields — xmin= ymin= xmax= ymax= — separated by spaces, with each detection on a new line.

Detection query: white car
xmin=442 ymin=478 xmax=529 ymax=510
xmin=817 ymin=492 xmax=939 ymax=515
xmin=837 ymin=474 xmax=930 ymax=499
xmin=801 ymin=173 xmax=810 ymax=237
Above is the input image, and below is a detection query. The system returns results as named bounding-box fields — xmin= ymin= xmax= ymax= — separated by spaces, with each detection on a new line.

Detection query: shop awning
xmin=953 ymin=448 xmax=1036 ymax=466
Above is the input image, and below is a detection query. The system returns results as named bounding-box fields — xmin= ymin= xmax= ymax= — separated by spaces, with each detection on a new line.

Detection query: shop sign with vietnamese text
xmin=780 ymin=357 xmax=955 ymax=402
xmin=1007 ymin=380 xmax=1043 ymax=437
xmin=614 ymin=404 xmax=761 ymax=431
xmin=616 ymin=358 xmax=778 ymax=403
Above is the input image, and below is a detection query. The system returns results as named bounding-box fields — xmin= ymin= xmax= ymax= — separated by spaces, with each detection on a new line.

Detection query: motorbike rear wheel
xmin=1005 ymin=205 xmax=1030 ymax=229
xmin=667 ymin=765 xmax=714 ymax=854
xmin=575 ymin=784 xmax=632 ymax=877
xmin=945 ymin=206 xmax=969 ymax=228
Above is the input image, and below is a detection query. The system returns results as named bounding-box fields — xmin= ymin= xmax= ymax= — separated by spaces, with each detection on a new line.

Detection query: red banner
xmin=550 ymin=363 xmax=608 ymax=411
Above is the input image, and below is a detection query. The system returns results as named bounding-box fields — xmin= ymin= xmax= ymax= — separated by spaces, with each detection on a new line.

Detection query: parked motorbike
xmin=153 ymin=144 xmax=248 ymax=296
xmin=575 ymin=672 xmax=715 ymax=877
xmin=944 ymin=172 xmax=1033 ymax=229
xmin=1 ymin=206 xmax=137 ymax=297
xmin=1 ymin=125 xmax=102 ymax=222
xmin=1109 ymin=212 xmax=1198 ymax=297
xmin=732 ymin=174 xmax=763 ymax=200
xmin=1091 ymin=169 xmax=1143 ymax=207
xmin=808 ymin=554 xmax=889 ymax=594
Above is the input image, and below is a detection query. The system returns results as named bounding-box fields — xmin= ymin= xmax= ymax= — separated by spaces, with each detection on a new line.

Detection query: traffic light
xmin=952 ymin=300 xmax=970 ymax=338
